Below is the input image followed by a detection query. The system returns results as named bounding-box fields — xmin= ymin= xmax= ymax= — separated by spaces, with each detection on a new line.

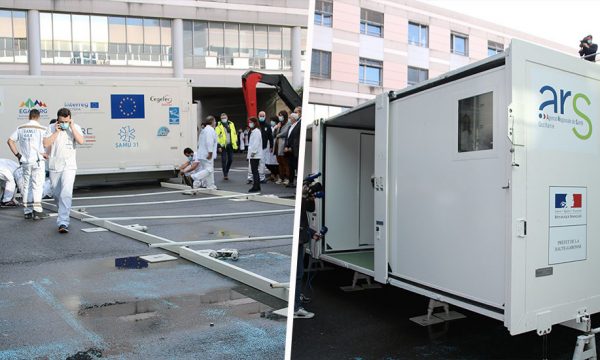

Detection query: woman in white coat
xmin=247 ymin=117 xmax=263 ymax=193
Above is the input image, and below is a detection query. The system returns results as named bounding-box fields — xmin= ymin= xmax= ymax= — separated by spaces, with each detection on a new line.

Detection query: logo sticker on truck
xmin=17 ymin=98 xmax=49 ymax=119
xmin=115 ymin=126 xmax=139 ymax=149
xmin=548 ymin=186 xmax=587 ymax=265
xmin=111 ymin=94 xmax=145 ymax=119
xmin=538 ymin=85 xmax=592 ymax=140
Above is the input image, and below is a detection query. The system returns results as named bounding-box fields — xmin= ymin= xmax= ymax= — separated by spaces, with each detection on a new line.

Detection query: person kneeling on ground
xmin=178 ymin=147 xmax=196 ymax=187
xmin=0 ymin=158 xmax=21 ymax=207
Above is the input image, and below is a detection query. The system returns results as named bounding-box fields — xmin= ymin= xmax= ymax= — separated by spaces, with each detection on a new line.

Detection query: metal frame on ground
xmin=42 ymin=183 xmax=296 ymax=302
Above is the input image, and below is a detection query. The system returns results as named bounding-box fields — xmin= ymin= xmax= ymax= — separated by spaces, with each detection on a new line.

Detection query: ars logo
xmin=538 ymin=85 xmax=592 ymax=140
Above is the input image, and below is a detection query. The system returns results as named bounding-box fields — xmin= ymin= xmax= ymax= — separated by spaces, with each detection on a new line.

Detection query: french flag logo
xmin=555 ymin=193 xmax=582 ymax=208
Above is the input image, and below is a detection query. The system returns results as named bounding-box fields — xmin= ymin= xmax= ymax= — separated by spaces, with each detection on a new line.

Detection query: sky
xmin=418 ymin=0 xmax=599 ymax=51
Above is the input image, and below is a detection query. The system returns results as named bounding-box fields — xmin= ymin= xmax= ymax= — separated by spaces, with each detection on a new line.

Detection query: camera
xmin=303 ymin=172 xmax=324 ymax=199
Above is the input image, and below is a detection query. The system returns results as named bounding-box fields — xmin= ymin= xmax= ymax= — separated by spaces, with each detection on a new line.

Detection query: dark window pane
xmin=458 ymin=92 xmax=493 ymax=152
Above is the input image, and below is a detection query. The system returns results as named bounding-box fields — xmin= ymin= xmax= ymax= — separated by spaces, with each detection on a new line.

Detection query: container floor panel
xmin=326 ymin=250 xmax=374 ymax=271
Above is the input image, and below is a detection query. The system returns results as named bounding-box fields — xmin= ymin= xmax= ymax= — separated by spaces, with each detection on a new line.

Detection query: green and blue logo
xmin=538 ymin=85 xmax=592 ymax=140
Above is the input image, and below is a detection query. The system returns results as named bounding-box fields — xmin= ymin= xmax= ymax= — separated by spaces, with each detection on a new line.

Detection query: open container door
xmin=319 ymin=101 xmax=377 ymax=276
xmin=507 ymin=40 xmax=600 ymax=335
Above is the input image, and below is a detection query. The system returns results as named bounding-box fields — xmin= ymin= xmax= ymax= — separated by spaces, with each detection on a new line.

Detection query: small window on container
xmin=458 ymin=92 xmax=493 ymax=152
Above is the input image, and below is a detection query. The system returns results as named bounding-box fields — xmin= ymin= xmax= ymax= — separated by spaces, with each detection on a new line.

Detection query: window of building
xmin=0 ymin=9 xmax=27 ymax=63
xmin=408 ymin=22 xmax=428 ymax=47
xmin=359 ymin=57 xmax=382 ymax=86
xmin=315 ymin=0 xmax=333 ymax=27
xmin=407 ymin=66 xmax=428 ymax=86
xmin=160 ymin=19 xmax=172 ymax=66
xmin=182 ymin=20 xmax=293 ymax=70
xmin=309 ymin=103 xmax=348 ymax=120
xmin=458 ymin=92 xmax=493 ymax=152
xmin=451 ymin=33 xmax=468 ymax=56
xmin=39 ymin=12 xmax=171 ymax=66
xmin=487 ymin=41 xmax=504 ymax=56
xmin=52 ymin=13 xmax=72 ymax=64
xmin=360 ymin=8 xmax=383 ymax=37
xmin=311 ymin=49 xmax=331 ymax=79
xmin=91 ymin=16 xmax=108 ymax=64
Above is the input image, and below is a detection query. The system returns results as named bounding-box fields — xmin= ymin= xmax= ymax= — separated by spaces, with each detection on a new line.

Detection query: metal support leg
xmin=410 ymin=299 xmax=466 ymax=326
xmin=573 ymin=333 xmax=597 ymax=360
xmin=340 ymin=271 xmax=381 ymax=292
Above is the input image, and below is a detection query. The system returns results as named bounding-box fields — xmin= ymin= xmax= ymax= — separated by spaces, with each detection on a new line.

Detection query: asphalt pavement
xmin=290 ymin=265 xmax=596 ymax=360
xmin=0 ymin=154 xmax=297 ymax=360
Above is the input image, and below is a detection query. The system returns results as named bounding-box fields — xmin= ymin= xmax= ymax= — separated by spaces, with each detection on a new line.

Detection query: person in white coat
xmin=7 ymin=109 xmax=50 ymax=220
xmin=43 ymin=108 xmax=84 ymax=233
xmin=247 ymin=117 xmax=263 ymax=193
xmin=0 ymin=158 xmax=21 ymax=206
xmin=191 ymin=116 xmax=218 ymax=190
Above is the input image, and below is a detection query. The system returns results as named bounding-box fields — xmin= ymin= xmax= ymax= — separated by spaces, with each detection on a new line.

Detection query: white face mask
xmin=290 ymin=113 xmax=299 ymax=121
xmin=221 ymin=118 xmax=227 ymax=123
xmin=278 ymin=116 xmax=284 ymax=122
xmin=249 ymin=123 xmax=255 ymax=129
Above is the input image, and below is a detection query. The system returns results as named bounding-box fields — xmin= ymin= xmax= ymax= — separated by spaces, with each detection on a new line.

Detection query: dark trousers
xmin=250 ymin=159 xmax=260 ymax=189
xmin=220 ymin=144 xmax=234 ymax=177
xmin=288 ymin=154 xmax=298 ymax=183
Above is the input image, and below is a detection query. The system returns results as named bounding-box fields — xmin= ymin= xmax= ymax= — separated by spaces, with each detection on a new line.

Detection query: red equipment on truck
xmin=241 ymin=71 xmax=302 ymax=119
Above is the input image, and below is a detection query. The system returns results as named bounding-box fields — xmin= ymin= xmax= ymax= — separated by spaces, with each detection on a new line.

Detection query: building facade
xmin=307 ymin=0 xmax=572 ymax=119
xmin=0 ymin=0 xmax=308 ymax=121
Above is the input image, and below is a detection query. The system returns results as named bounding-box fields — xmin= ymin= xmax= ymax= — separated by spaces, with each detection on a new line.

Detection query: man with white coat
xmin=192 ymin=116 xmax=218 ymax=190
xmin=7 ymin=109 xmax=50 ymax=220
xmin=43 ymin=108 xmax=84 ymax=233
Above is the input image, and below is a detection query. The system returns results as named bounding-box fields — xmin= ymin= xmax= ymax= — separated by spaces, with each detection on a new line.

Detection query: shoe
xmin=275 ymin=179 xmax=283 ymax=185
xmin=1 ymin=200 xmax=18 ymax=207
xmin=24 ymin=212 xmax=33 ymax=220
xmin=206 ymin=185 xmax=217 ymax=190
xmin=58 ymin=225 xmax=69 ymax=233
xmin=33 ymin=211 xmax=49 ymax=220
xmin=294 ymin=307 xmax=314 ymax=319
xmin=300 ymin=293 xmax=312 ymax=304
xmin=260 ymin=179 xmax=267 ymax=184
xmin=283 ymin=179 xmax=289 ymax=186
xmin=246 ymin=179 xmax=252 ymax=184
xmin=223 ymin=176 xmax=229 ymax=180
xmin=286 ymin=183 xmax=296 ymax=188
xmin=248 ymin=187 xmax=261 ymax=193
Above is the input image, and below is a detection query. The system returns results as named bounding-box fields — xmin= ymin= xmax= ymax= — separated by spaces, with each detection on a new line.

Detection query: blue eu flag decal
xmin=111 ymin=94 xmax=145 ymax=119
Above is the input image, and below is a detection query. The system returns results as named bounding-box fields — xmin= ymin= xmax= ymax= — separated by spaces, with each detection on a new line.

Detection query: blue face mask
xmin=60 ymin=123 xmax=69 ymax=130
xmin=249 ymin=123 xmax=255 ymax=129
xmin=259 ymin=116 xmax=265 ymax=122
xmin=187 ymin=156 xmax=193 ymax=161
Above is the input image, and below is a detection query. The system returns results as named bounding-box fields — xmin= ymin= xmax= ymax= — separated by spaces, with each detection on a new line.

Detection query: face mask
xmin=588 ymin=39 xmax=593 ymax=44
xmin=221 ymin=118 xmax=227 ymax=123
xmin=187 ymin=156 xmax=193 ymax=161
xmin=290 ymin=113 xmax=299 ymax=121
xmin=259 ymin=116 xmax=265 ymax=122
xmin=278 ymin=116 xmax=284 ymax=122
xmin=249 ymin=123 xmax=255 ymax=129
xmin=60 ymin=123 xmax=69 ymax=130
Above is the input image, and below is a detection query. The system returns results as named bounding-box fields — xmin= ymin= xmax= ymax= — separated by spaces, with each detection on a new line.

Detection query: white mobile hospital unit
xmin=0 ymin=76 xmax=196 ymax=182
xmin=309 ymin=40 xmax=600 ymax=336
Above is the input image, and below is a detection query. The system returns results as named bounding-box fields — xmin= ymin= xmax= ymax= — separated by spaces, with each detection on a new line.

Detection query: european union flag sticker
xmin=111 ymin=94 xmax=145 ymax=119
xmin=169 ymin=107 xmax=180 ymax=125
xmin=90 ymin=102 xmax=99 ymax=109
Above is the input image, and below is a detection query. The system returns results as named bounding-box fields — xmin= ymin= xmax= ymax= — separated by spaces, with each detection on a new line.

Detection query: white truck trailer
xmin=0 ymin=76 xmax=196 ymax=182
xmin=308 ymin=39 xmax=600 ymax=338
